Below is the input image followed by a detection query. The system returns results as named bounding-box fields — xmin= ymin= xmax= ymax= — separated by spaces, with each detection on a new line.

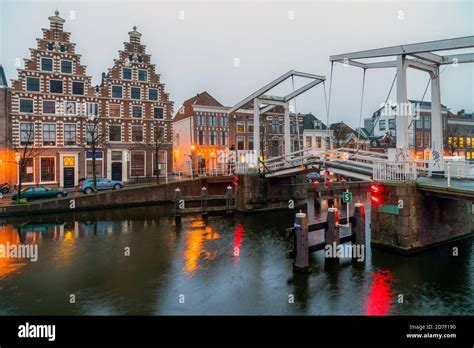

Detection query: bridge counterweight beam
xmin=284 ymin=102 xmax=291 ymax=157
xmin=253 ymin=99 xmax=261 ymax=167
xmin=396 ymin=55 xmax=409 ymax=154
xmin=430 ymin=65 xmax=444 ymax=170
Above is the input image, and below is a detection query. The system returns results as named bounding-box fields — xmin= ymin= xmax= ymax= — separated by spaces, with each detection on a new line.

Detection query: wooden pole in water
xmin=293 ymin=211 xmax=309 ymax=272
xmin=351 ymin=202 xmax=366 ymax=249
xmin=201 ymin=186 xmax=208 ymax=218
xmin=326 ymin=207 xmax=340 ymax=263
xmin=174 ymin=187 xmax=182 ymax=224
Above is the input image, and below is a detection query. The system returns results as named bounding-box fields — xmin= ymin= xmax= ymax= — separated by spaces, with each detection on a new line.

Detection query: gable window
xmin=122 ymin=67 xmax=132 ymax=80
xmin=42 ymin=124 xmax=56 ymax=146
xmin=50 ymin=80 xmax=63 ymax=94
xmin=43 ymin=100 xmax=56 ymax=114
xmin=64 ymin=124 xmax=76 ymax=146
xmin=40 ymin=157 xmax=56 ymax=182
xmin=138 ymin=70 xmax=148 ymax=82
xmin=132 ymin=125 xmax=144 ymax=142
xmin=153 ymin=107 xmax=163 ymax=119
xmin=109 ymin=125 xmax=122 ymax=142
xmin=112 ymin=85 xmax=123 ymax=99
xmin=131 ymin=87 xmax=141 ymax=100
xmin=60 ymin=44 xmax=66 ymax=53
xmin=47 ymin=43 xmax=54 ymax=51
xmin=72 ymin=81 xmax=84 ymax=95
xmin=41 ymin=57 xmax=53 ymax=72
xmin=61 ymin=60 xmax=72 ymax=74
xmin=26 ymin=77 xmax=40 ymax=92
xmin=19 ymin=99 xmax=34 ymax=113
xmin=149 ymin=88 xmax=158 ymax=101
xmin=20 ymin=123 xmax=34 ymax=145
xmin=132 ymin=106 xmax=142 ymax=118
xmin=109 ymin=104 xmax=120 ymax=117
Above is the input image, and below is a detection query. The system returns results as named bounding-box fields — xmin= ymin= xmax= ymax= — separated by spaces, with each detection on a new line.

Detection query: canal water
xmin=0 ymin=195 xmax=472 ymax=315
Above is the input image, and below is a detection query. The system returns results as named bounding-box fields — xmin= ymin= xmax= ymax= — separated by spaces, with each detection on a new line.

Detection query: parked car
xmin=80 ymin=178 xmax=124 ymax=194
xmin=0 ymin=183 xmax=9 ymax=194
xmin=306 ymin=172 xmax=325 ymax=182
xmin=12 ymin=186 xmax=68 ymax=201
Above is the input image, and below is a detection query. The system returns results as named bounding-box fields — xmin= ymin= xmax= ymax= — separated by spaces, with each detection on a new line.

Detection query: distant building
xmin=302 ymin=113 xmax=331 ymax=149
xmin=329 ymin=121 xmax=368 ymax=150
xmin=445 ymin=110 xmax=474 ymax=160
xmin=0 ymin=65 xmax=16 ymax=186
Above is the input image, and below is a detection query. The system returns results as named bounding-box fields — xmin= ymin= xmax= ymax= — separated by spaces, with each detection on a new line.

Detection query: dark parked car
xmin=306 ymin=172 xmax=325 ymax=182
xmin=12 ymin=186 xmax=68 ymax=201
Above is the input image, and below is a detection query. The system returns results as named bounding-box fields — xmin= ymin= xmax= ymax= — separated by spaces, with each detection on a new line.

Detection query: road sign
xmin=342 ymin=191 xmax=352 ymax=203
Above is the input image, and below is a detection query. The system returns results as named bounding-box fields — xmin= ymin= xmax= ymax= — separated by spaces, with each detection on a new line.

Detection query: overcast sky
xmin=1 ymin=0 xmax=473 ymax=127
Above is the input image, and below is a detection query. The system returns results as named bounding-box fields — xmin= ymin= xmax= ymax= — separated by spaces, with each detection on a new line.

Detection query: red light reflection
xmin=365 ymin=269 xmax=396 ymax=316
xmin=232 ymin=223 xmax=244 ymax=263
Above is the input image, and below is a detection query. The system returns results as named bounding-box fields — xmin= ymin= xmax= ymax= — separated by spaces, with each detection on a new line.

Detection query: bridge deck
xmin=417 ymin=177 xmax=474 ymax=201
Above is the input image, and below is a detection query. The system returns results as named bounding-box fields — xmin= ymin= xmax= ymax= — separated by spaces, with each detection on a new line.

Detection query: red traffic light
xmin=370 ymin=183 xmax=384 ymax=205
xmin=370 ymin=184 xmax=382 ymax=194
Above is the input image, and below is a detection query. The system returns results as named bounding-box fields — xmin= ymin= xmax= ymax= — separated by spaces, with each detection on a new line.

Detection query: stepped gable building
xmin=100 ymin=26 xmax=173 ymax=181
xmin=10 ymin=11 xmax=99 ymax=188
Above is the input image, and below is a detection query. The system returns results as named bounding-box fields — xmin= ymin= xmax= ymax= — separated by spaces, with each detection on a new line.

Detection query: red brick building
xmin=7 ymin=11 xmax=174 ymax=189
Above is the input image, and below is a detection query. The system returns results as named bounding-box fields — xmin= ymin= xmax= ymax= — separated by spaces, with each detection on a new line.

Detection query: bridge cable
xmin=357 ymin=68 xmax=367 ymax=143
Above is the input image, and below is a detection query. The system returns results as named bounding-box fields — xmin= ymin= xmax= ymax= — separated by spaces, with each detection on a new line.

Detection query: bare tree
xmin=79 ymin=114 xmax=106 ymax=192
xmin=13 ymin=123 xmax=39 ymax=201
xmin=133 ymin=121 xmax=166 ymax=184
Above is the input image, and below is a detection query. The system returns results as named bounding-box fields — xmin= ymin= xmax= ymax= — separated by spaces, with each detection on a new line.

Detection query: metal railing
xmin=373 ymin=161 xmax=417 ymax=182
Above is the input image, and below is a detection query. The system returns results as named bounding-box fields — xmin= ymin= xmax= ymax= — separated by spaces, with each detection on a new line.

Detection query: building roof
xmin=355 ymin=127 xmax=370 ymax=139
xmin=183 ymin=91 xmax=223 ymax=108
xmin=0 ymin=65 xmax=8 ymax=87
xmin=302 ymin=113 xmax=327 ymax=130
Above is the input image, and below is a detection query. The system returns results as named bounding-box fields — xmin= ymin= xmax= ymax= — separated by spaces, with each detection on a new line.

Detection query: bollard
xmin=226 ymin=185 xmax=234 ymax=215
xmin=325 ymin=207 xmax=340 ymax=263
xmin=352 ymin=203 xmax=366 ymax=247
xmin=293 ymin=211 xmax=309 ymax=272
xmin=174 ymin=187 xmax=182 ymax=224
xmin=200 ymin=186 xmax=208 ymax=218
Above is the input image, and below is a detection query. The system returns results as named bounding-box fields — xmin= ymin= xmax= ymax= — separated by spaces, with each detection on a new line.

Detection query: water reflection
xmin=232 ymin=223 xmax=244 ymax=263
xmin=365 ymin=269 xmax=396 ymax=316
xmin=0 ymin=225 xmax=25 ymax=279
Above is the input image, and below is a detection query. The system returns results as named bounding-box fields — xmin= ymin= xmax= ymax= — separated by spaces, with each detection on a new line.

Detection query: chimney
xmin=128 ymin=26 xmax=142 ymax=44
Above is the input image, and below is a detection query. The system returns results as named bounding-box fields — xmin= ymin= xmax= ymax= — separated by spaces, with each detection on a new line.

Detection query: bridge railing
xmin=373 ymin=161 xmax=417 ymax=182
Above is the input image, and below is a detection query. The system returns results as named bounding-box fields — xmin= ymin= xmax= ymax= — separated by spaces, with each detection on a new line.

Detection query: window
xmin=388 ymin=119 xmax=396 ymax=130
xmin=50 ymin=80 xmax=63 ymax=94
xmin=222 ymin=115 xmax=228 ymax=127
xmin=85 ymin=124 xmax=95 ymax=145
xmin=72 ymin=81 xmax=84 ymax=95
xmin=154 ymin=126 xmax=165 ymax=142
xmin=290 ymin=120 xmax=298 ymax=134
xmin=209 ymin=130 xmax=217 ymax=145
xmin=19 ymin=99 xmax=34 ymax=113
xmin=209 ymin=115 xmax=217 ymax=126
xmin=41 ymin=57 xmax=53 ymax=72
xmin=64 ymin=124 xmax=76 ymax=146
xmin=47 ymin=42 xmax=54 ymax=51
xmin=112 ymin=85 xmax=123 ymax=99
xmin=424 ymin=115 xmax=431 ymax=129
xmin=459 ymin=137 xmax=464 ymax=148
xmin=112 ymin=151 xmax=123 ymax=161
xmin=43 ymin=100 xmax=56 ymax=114
xmin=247 ymin=122 xmax=254 ymax=133
xmin=20 ymin=158 xmax=34 ymax=183
xmin=61 ymin=60 xmax=72 ymax=74
xmin=197 ymin=115 xmax=205 ymax=126
xmin=198 ymin=130 xmax=205 ymax=145
xmin=149 ymin=88 xmax=158 ymax=101
xmin=306 ymin=136 xmax=312 ymax=148
xmin=248 ymin=138 xmax=254 ymax=150
xmin=40 ymin=157 xmax=55 ymax=182
xmin=271 ymin=119 xmax=280 ymax=134
xmin=138 ymin=70 xmax=147 ymax=81
xmin=154 ymin=107 xmax=163 ymax=119
xmin=416 ymin=118 xmax=423 ymax=128
xmin=379 ymin=120 xmax=386 ymax=131
xmin=237 ymin=121 xmax=245 ymax=133
xmin=60 ymin=44 xmax=66 ymax=53
xmin=86 ymin=103 xmax=98 ymax=117
xmin=64 ymin=101 xmax=76 ymax=115
xmin=20 ymin=123 xmax=34 ymax=146
xmin=86 ymin=151 xmax=103 ymax=178
xmin=423 ymin=132 xmax=430 ymax=147
xmin=42 ymin=124 xmax=56 ymax=146
xmin=132 ymin=125 xmax=143 ymax=142
xmin=109 ymin=104 xmax=120 ymax=117
xmin=132 ymin=106 xmax=142 ymax=118
xmin=109 ymin=125 xmax=121 ymax=142
xmin=316 ymin=137 xmax=322 ymax=148
xmin=122 ymin=67 xmax=132 ymax=80
xmin=131 ymin=87 xmax=141 ymax=100
xmin=130 ymin=151 xmax=145 ymax=177
xmin=221 ymin=131 xmax=228 ymax=146
xmin=26 ymin=77 xmax=40 ymax=92
xmin=237 ymin=136 xmax=245 ymax=150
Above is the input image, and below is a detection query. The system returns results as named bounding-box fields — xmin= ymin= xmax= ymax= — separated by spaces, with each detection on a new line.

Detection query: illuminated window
xmin=237 ymin=136 xmax=245 ymax=150
xmin=306 ymin=136 xmax=312 ymax=148
xmin=467 ymin=137 xmax=471 ymax=147
xmin=237 ymin=121 xmax=245 ymax=133
xmin=247 ymin=122 xmax=254 ymax=133
xmin=459 ymin=137 xmax=464 ymax=148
